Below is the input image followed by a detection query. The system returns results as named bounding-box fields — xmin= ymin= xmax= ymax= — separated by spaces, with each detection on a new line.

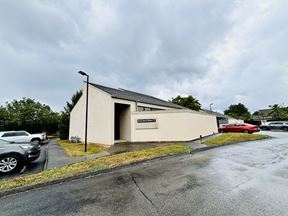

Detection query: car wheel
xmin=261 ymin=127 xmax=269 ymax=131
xmin=219 ymin=129 xmax=224 ymax=133
xmin=0 ymin=155 xmax=23 ymax=174
xmin=243 ymin=130 xmax=249 ymax=134
xmin=283 ymin=127 xmax=288 ymax=132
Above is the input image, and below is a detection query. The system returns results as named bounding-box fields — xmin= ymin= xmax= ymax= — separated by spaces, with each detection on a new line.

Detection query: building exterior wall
xmin=130 ymin=109 xmax=218 ymax=142
xmin=69 ymin=84 xmax=114 ymax=145
xmin=69 ymin=92 xmax=85 ymax=142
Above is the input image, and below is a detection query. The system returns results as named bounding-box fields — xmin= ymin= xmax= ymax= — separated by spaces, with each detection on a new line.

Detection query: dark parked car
xmin=0 ymin=139 xmax=41 ymax=174
xmin=260 ymin=122 xmax=288 ymax=131
xmin=218 ymin=123 xmax=260 ymax=134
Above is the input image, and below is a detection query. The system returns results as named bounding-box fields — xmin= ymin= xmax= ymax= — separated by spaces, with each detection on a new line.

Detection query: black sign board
xmin=137 ymin=119 xmax=156 ymax=123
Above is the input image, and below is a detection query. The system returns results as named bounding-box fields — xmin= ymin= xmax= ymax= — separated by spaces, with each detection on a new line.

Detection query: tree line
xmin=0 ymin=90 xmax=82 ymax=140
xmin=170 ymin=96 xmax=288 ymax=121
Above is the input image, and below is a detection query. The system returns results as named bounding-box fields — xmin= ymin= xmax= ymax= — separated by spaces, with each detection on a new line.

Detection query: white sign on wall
xmin=136 ymin=118 xmax=158 ymax=130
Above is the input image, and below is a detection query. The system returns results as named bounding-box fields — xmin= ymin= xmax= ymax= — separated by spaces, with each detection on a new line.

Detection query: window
xmin=235 ymin=123 xmax=245 ymax=126
xmin=269 ymin=123 xmax=282 ymax=126
xmin=1 ymin=132 xmax=15 ymax=137
xmin=14 ymin=132 xmax=28 ymax=136
xmin=0 ymin=139 xmax=11 ymax=145
xmin=138 ymin=106 xmax=145 ymax=111
xmin=137 ymin=106 xmax=163 ymax=112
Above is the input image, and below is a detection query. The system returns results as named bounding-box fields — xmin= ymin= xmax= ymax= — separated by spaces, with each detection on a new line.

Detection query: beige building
xmin=205 ymin=110 xmax=244 ymax=126
xmin=69 ymin=83 xmax=218 ymax=146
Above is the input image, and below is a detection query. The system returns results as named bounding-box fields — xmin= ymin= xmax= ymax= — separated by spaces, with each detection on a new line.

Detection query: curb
xmin=43 ymin=142 xmax=49 ymax=170
xmin=0 ymin=136 xmax=271 ymax=198
xmin=191 ymin=136 xmax=271 ymax=153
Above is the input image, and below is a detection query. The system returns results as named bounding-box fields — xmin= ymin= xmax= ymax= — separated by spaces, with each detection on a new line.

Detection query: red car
xmin=218 ymin=123 xmax=260 ymax=134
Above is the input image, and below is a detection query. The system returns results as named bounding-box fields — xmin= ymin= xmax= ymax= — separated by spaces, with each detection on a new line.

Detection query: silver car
xmin=260 ymin=122 xmax=288 ymax=131
xmin=0 ymin=139 xmax=41 ymax=173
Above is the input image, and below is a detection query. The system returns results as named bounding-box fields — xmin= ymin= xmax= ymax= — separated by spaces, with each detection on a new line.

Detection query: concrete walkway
xmin=183 ymin=133 xmax=221 ymax=149
xmin=46 ymin=140 xmax=82 ymax=169
xmin=46 ymin=140 xmax=111 ymax=169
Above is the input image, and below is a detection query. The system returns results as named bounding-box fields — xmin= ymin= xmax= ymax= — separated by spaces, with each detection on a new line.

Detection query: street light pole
xmin=78 ymin=71 xmax=89 ymax=152
xmin=209 ymin=103 xmax=213 ymax=112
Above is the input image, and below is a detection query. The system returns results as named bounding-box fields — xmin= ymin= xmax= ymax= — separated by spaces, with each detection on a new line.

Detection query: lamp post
xmin=209 ymin=103 xmax=213 ymax=112
xmin=78 ymin=71 xmax=89 ymax=152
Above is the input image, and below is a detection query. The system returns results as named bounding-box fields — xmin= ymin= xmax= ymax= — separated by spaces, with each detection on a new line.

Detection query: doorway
xmin=114 ymin=103 xmax=131 ymax=142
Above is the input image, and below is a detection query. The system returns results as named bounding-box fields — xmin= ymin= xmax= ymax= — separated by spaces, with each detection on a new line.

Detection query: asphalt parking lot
xmin=1 ymin=131 xmax=288 ymax=216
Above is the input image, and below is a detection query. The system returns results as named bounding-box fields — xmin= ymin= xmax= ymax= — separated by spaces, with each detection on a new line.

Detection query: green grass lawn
xmin=204 ymin=133 xmax=268 ymax=146
xmin=0 ymin=144 xmax=191 ymax=192
xmin=58 ymin=140 xmax=107 ymax=157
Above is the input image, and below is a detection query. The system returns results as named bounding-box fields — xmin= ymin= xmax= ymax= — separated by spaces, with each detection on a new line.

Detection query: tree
xmin=58 ymin=90 xmax=82 ymax=140
xmin=170 ymin=95 xmax=201 ymax=111
xmin=224 ymin=103 xmax=251 ymax=120
xmin=0 ymin=98 xmax=60 ymax=134
xmin=0 ymin=106 xmax=9 ymax=131
xmin=269 ymin=104 xmax=288 ymax=120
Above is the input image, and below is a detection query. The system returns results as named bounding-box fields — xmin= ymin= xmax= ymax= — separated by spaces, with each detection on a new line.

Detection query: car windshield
xmin=0 ymin=139 xmax=12 ymax=145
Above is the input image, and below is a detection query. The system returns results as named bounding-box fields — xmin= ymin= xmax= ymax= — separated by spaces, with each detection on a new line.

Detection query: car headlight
xmin=20 ymin=145 xmax=31 ymax=150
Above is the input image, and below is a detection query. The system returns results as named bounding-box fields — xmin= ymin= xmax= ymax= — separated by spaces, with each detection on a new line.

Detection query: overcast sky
xmin=0 ymin=0 xmax=287 ymax=113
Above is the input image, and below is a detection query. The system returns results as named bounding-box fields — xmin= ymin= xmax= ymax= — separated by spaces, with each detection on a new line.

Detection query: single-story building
xmin=69 ymin=83 xmax=218 ymax=146
xmin=201 ymin=110 xmax=244 ymax=126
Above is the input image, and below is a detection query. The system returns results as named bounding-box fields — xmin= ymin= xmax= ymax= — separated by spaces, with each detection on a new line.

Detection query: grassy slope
xmin=0 ymin=144 xmax=191 ymax=192
xmin=204 ymin=133 xmax=268 ymax=146
xmin=58 ymin=140 xmax=107 ymax=157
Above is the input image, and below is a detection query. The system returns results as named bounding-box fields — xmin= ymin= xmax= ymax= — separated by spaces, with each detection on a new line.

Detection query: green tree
xmin=0 ymin=106 xmax=9 ymax=131
xmin=269 ymin=104 xmax=288 ymax=120
xmin=224 ymin=103 xmax=251 ymax=120
xmin=58 ymin=90 xmax=82 ymax=140
xmin=170 ymin=95 xmax=201 ymax=111
xmin=0 ymin=98 xmax=60 ymax=134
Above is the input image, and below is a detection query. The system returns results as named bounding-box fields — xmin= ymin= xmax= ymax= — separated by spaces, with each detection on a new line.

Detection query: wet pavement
xmin=46 ymin=139 xmax=83 ymax=169
xmin=1 ymin=131 xmax=288 ymax=216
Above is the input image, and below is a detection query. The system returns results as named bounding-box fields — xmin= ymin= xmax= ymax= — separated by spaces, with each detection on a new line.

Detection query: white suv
xmin=0 ymin=131 xmax=47 ymax=144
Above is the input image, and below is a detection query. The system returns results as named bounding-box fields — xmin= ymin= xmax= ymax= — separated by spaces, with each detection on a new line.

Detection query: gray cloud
xmin=0 ymin=0 xmax=287 ymax=113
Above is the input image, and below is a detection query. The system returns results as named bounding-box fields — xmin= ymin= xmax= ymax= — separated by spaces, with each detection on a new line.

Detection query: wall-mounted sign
xmin=137 ymin=119 xmax=156 ymax=123
xmin=136 ymin=118 xmax=158 ymax=129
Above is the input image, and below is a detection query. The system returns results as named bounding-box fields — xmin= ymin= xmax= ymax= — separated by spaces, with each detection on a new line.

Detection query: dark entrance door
xmin=114 ymin=105 xmax=120 ymax=140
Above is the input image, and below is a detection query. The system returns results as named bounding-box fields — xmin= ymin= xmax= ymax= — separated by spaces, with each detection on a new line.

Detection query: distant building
xmin=69 ymin=83 xmax=218 ymax=146
xmin=252 ymin=108 xmax=276 ymax=124
xmin=201 ymin=109 xmax=244 ymax=126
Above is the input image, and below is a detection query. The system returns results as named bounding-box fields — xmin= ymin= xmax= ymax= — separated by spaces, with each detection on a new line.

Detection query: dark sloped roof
xmin=90 ymin=83 xmax=184 ymax=109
